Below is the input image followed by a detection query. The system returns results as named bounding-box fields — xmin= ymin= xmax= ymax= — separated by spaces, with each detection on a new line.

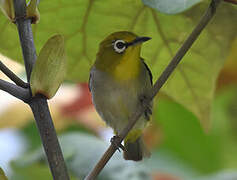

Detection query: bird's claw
xmin=110 ymin=136 xmax=126 ymax=152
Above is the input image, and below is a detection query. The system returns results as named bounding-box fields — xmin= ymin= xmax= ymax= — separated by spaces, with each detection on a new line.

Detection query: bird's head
xmin=94 ymin=31 xmax=151 ymax=71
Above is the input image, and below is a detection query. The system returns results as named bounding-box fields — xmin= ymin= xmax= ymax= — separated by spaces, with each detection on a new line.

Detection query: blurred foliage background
xmin=0 ymin=0 xmax=237 ymax=179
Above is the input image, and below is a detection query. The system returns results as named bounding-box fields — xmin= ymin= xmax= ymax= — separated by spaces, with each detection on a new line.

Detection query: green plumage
xmin=89 ymin=31 xmax=153 ymax=161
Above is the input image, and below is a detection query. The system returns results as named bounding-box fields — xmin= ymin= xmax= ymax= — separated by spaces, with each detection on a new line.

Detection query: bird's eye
xmin=113 ymin=40 xmax=126 ymax=53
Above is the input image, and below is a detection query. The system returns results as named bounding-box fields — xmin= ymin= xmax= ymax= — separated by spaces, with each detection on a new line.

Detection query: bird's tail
xmin=123 ymin=135 xmax=150 ymax=161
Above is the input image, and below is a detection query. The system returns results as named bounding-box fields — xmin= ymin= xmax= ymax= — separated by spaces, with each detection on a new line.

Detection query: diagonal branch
xmin=151 ymin=0 xmax=221 ymax=96
xmin=0 ymin=79 xmax=30 ymax=101
xmin=85 ymin=0 xmax=222 ymax=179
xmin=224 ymin=0 xmax=237 ymax=4
xmin=0 ymin=60 xmax=28 ymax=88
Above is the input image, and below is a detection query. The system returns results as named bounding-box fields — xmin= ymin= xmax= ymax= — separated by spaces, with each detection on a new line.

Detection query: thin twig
xmin=13 ymin=0 xmax=70 ymax=179
xmin=0 ymin=79 xmax=30 ymax=101
xmin=0 ymin=60 xmax=28 ymax=88
xmin=14 ymin=0 xmax=36 ymax=82
xmin=85 ymin=0 xmax=222 ymax=179
xmin=224 ymin=0 xmax=237 ymax=4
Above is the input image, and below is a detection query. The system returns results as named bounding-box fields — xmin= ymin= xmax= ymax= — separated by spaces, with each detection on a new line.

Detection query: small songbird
xmin=89 ymin=31 xmax=153 ymax=161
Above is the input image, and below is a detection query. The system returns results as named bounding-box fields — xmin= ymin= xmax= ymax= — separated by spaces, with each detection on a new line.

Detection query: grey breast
xmin=89 ymin=65 xmax=152 ymax=133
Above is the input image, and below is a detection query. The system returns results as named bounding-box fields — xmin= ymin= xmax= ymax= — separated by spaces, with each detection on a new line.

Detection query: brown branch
xmin=224 ymin=0 xmax=237 ymax=4
xmin=0 ymin=79 xmax=30 ymax=102
xmin=151 ymin=9 xmax=204 ymax=119
xmin=13 ymin=0 xmax=70 ymax=179
xmin=85 ymin=0 xmax=222 ymax=179
xmin=14 ymin=0 xmax=37 ymax=82
xmin=0 ymin=60 xmax=28 ymax=88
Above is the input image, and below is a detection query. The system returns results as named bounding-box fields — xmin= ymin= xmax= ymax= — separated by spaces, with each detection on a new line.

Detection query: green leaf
xmin=154 ymin=99 xmax=221 ymax=173
xmin=30 ymin=34 xmax=66 ymax=99
xmin=0 ymin=1 xmax=236 ymax=127
xmin=0 ymin=167 xmax=8 ymax=180
xmin=142 ymin=0 xmax=202 ymax=14
xmin=11 ymin=163 xmax=51 ymax=180
xmin=210 ymin=86 xmax=237 ymax=169
xmin=11 ymin=163 xmax=78 ymax=180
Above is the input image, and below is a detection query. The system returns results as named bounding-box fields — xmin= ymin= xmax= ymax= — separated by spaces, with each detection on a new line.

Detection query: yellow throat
xmin=112 ymin=45 xmax=141 ymax=82
xmin=94 ymin=31 xmax=143 ymax=82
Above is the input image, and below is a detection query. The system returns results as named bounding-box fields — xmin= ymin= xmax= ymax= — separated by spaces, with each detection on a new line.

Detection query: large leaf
xmin=11 ymin=163 xmax=78 ymax=180
xmin=154 ymin=99 xmax=221 ymax=173
xmin=0 ymin=1 xmax=236 ymax=127
xmin=210 ymin=87 xmax=237 ymax=168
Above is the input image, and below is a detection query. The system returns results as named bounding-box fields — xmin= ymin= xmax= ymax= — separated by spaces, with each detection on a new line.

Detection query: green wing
xmin=141 ymin=58 xmax=153 ymax=85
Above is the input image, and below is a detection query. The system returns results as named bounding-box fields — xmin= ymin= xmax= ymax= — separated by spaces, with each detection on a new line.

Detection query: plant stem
xmin=13 ymin=0 xmax=70 ymax=179
xmin=0 ymin=79 xmax=30 ymax=101
xmin=85 ymin=0 xmax=222 ymax=179
xmin=224 ymin=0 xmax=237 ymax=4
xmin=14 ymin=0 xmax=36 ymax=82
xmin=29 ymin=94 xmax=70 ymax=180
xmin=0 ymin=60 xmax=28 ymax=88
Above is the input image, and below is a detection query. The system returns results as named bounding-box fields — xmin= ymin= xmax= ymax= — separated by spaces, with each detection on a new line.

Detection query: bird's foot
xmin=139 ymin=95 xmax=152 ymax=120
xmin=110 ymin=136 xmax=126 ymax=152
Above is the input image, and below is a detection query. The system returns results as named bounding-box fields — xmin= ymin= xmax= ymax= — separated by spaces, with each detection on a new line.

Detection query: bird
xmin=89 ymin=31 xmax=153 ymax=161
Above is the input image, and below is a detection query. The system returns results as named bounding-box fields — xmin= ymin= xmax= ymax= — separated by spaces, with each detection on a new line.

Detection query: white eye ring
xmin=113 ymin=40 xmax=126 ymax=53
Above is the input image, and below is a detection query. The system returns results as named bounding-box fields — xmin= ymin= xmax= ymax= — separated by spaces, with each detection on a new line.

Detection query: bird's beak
xmin=126 ymin=36 xmax=151 ymax=47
